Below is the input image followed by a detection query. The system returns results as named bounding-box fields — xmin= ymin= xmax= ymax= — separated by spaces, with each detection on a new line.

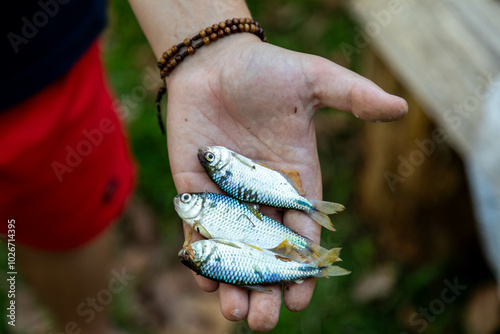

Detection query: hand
xmin=166 ymin=34 xmax=407 ymax=332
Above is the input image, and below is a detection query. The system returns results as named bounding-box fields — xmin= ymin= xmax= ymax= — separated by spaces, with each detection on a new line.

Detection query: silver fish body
xmin=197 ymin=146 xmax=344 ymax=231
xmin=178 ymin=239 xmax=349 ymax=289
xmin=174 ymin=192 xmax=326 ymax=261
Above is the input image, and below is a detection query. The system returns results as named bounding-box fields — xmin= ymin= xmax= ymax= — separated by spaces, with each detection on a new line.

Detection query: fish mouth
xmin=173 ymin=196 xmax=180 ymax=210
xmin=197 ymin=146 xmax=209 ymax=163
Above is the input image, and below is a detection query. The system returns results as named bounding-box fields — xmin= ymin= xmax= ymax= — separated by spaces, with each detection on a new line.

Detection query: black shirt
xmin=1 ymin=0 xmax=107 ymax=111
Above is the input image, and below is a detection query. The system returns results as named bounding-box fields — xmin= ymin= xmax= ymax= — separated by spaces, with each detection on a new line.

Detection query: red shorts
xmin=0 ymin=41 xmax=135 ymax=251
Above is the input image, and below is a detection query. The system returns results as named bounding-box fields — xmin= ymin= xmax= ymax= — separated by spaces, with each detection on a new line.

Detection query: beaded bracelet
xmin=155 ymin=18 xmax=267 ymax=134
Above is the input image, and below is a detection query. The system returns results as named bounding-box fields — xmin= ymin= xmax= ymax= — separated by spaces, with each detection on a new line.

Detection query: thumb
xmin=303 ymin=55 xmax=408 ymax=122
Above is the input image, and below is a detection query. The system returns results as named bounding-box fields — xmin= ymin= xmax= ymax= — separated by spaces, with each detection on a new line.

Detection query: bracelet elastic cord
xmin=155 ymin=18 xmax=267 ymax=134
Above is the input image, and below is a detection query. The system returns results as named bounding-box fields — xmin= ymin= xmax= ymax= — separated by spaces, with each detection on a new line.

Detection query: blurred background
xmin=4 ymin=0 xmax=500 ymax=333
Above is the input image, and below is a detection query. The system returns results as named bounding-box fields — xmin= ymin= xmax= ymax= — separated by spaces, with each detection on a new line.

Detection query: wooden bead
xmin=211 ymin=24 xmax=219 ymax=32
xmin=219 ymin=21 xmax=226 ymax=29
xmin=206 ymin=27 xmax=213 ymax=35
xmin=166 ymin=64 xmax=173 ymax=71
xmin=174 ymin=54 xmax=183 ymax=62
xmin=183 ymin=38 xmax=191 ymax=46
xmin=224 ymin=27 xmax=231 ymax=35
xmin=210 ymin=32 xmax=218 ymax=41
xmin=217 ymin=29 xmax=225 ymax=38
xmin=203 ymin=36 xmax=211 ymax=45
xmin=225 ymin=19 xmax=232 ymax=26
xmin=244 ymin=18 xmax=251 ymax=24
xmin=238 ymin=23 xmax=244 ymax=32
xmin=166 ymin=49 xmax=173 ymax=57
xmin=231 ymin=25 xmax=238 ymax=33
xmin=162 ymin=51 xmax=169 ymax=59
xmin=244 ymin=24 xmax=250 ymax=32
xmin=250 ymin=24 xmax=256 ymax=33
xmin=187 ymin=46 xmax=195 ymax=54
xmin=171 ymin=45 xmax=179 ymax=53
xmin=199 ymin=30 xmax=206 ymax=38
xmin=239 ymin=18 xmax=245 ymax=24
xmin=170 ymin=58 xmax=177 ymax=67
xmin=159 ymin=58 xmax=166 ymax=64
xmin=232 ymin=18 xmax=239 ymax=25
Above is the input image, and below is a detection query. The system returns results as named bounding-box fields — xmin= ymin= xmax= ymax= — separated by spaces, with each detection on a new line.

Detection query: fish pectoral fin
xmin=242 ymin=285 xmax=273 ymax=293
xmin=232 ymin=152 xmax=257 ymax=169
xmin=280 ymin=169 xmax=305 ymax=195
xmin=193 ymin=221 xmax=213 ymax=239
xmin=275 ymin=254 xmax=293 ymax=262
xmin=247 ymin=244 xmax=264 ymax=252
xmin=212 ymin=240 xmax=242 ymax=249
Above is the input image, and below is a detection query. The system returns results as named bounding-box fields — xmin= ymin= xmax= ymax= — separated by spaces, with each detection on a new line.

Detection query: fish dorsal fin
xmin=257 ymin=162 xmax=274 ymax=170
xmin=269 ymin=240 xmax=308 ymax=262
xmin=243 ymin=202 xmax=262 ymax=220
xmin=280 ymin=169 xmax=305 ymax=195
xmin=213 ymin=240 xmax=241 ymax=249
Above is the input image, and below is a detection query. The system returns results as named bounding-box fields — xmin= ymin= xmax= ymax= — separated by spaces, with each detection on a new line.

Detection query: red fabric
xmin=0 ymin=41 xmax=135 ymax=251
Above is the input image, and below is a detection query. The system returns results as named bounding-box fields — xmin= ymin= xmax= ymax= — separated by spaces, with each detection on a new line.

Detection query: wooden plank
xmin=346 ymin=0 xmax=500 ymax=184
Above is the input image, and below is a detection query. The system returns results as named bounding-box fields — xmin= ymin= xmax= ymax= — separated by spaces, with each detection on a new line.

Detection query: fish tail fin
xmin=306 ymin=209 xmax=336 ymax=231
xmin=309 ymin=199 xmax=345 ymax=215
xmin=306 ymin=242 xmax=329 ymax=258
xmin=316 ymin=247 xmax=342 ymax=267
xmin=318 ymin=266 xmax=351 ymax=278
xmin=306 ymin=199 xmax=345 ymax=231
xmin=314 ymin=247 xmax=350 ymax=277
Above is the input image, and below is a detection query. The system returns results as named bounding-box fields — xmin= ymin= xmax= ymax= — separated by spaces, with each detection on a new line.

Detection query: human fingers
xmin=247 ymin=285 xmax=282 ymax=332
xmin=282 ymin=210 xmax=320 ymax=311
xmin=219 ymin=284 xmax=249 ymax=322
xmin=302 ymin=54 xmax=408 ymax=121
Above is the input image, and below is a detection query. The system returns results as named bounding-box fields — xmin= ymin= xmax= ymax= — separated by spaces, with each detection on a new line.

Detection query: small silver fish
xmin=197 ymin=146 xmax=344 ymax=231
xmin=179 ymin=239 xmax=350 ymax=292
xmin=174 ymin=192 xmax=328 ymax=262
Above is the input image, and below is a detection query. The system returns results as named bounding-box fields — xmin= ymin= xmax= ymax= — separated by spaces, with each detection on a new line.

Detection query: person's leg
xmin=17 ymin=225 xmax=119 ymax=334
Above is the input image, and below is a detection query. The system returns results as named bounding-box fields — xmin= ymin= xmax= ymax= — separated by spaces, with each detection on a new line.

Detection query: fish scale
xmin=174 ymin=192 xmax=325 ymax=261
xmin=213 ymin=155 xmax=305 ymax=210
xmin=180 ymin=240 xmax=333 ymax=286
xmin=197 ymin=146 xmax=345 ymax=231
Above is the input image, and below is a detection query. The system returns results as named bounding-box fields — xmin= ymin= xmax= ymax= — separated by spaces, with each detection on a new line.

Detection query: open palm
xmin=165 ymin=35 xmax=407 ymax=332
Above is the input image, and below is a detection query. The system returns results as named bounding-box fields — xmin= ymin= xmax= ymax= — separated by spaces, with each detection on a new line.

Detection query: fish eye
xmin=181 ymin=193 xmax=192 ymax=203
xmin=204 ymin=152 xmax=215 ymax=162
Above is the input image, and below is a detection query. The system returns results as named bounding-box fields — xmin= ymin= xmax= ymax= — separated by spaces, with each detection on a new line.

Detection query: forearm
xmin=128 ymin=0 xmax=252 ymax=58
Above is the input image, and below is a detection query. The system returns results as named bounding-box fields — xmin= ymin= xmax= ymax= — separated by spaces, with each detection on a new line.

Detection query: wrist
xmin=129 ymin=0 xmax=252 ymax=59
xmin=163 ymin=25 xmax=263 ymax=87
